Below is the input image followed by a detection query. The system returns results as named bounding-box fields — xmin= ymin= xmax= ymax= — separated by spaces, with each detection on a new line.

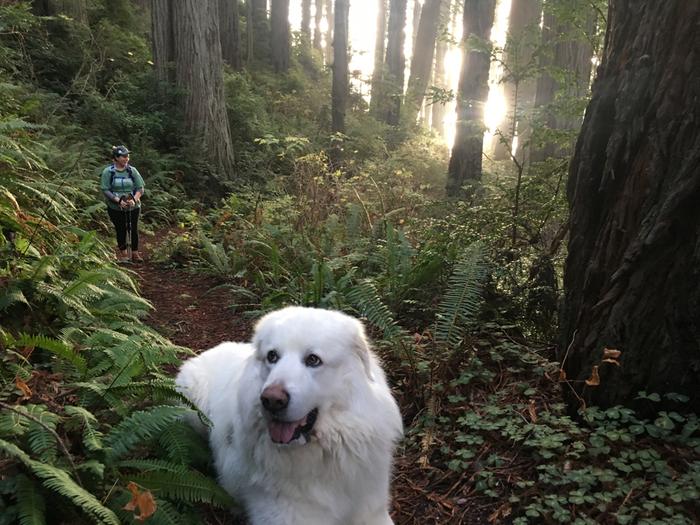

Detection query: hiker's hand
xmin=119 ymin=199 xmax=129 ymax=209
xmin=133 ymin=194 xmax=141 ymax=204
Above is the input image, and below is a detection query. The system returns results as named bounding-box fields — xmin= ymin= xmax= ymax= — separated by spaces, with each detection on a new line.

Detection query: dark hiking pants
xmin=107 ymin=206 xmax=140 ymax=251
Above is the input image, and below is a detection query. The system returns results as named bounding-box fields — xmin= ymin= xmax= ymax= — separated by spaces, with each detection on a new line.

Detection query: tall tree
xmin=151 ymin=0 xmax=175 ymax=85
xmin=324 ymin=0 xmax=334 ymax=64
xmin=301 ymin=0 xmax=312 ymax=45
xmin=380 ymin=0 xmax=408 ymax=125
xmin=313 ymin=0 xmax=324 ymax=52
xmin=430 ymin=0 xmax=451 ymax=137
xmin=270 ymin=0 xmax=290 ymax=72
xmin=491 ymin=0 xmax=542 ymax=161
xmin=561 ymin=1 xmax=700 ymax=413
xmin=531 ymin=0 xmax=596 ymax=161
xmin=446 ymin=0 xmax=496 ymax=196
xmin=405 ymin=0 xmax=442 ymax=125
xmin=331 ymin=0 xmax=349 ymax=136
xmin=249 ymin=0 xmax=270 ymax=64
xmin=369 ymin=0 xmax=388 ymax=117
xmin=219 ymin=0 xmax=242 ymax=69
xmin=172 ymin=0 xmax=235 ymax=175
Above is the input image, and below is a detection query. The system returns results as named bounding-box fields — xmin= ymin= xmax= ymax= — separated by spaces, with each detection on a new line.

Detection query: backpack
xmin=108 ymin=163 xmax=134 ymax=188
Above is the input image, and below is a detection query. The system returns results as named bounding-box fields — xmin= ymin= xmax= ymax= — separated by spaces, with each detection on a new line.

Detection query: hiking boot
xmin=115 ymin=248 xmax=130 ymax=263
xmin=132 ymin=250 xmax=143 ymax=263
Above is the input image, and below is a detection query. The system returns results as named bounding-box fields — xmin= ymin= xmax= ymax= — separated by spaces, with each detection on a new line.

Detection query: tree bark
xmin=369 ymin=0 xmax=388 ymax=117
xmin=151 ymin=0 xmax=175 ymax=85
xmin=491 ymin=0 xmax=542 ymax=161
xmin=446 ymin=0 xmax=496 ymax=197
xmin=301 ymin=0 xmax=312 ymax=45
xmin=249 ymin=0 xmax=270 ymax=64
xmin=270 ymin=0 xmax=290 ymax=72
xmin=531 ymin=1 xmax=595 ymax=161
xmin=219 ymin=0 xmax=242 ymax=69
xmin=561 ymin=1 xmax=700 ymax=414
xmin=380 ymin=0 xmax=408 ymax=125
xmin=430 ymin=0 xmax=451 ymax=137
xmin=331 ymin=0 xmax=349 ymax=135
xmin=405 ymin=0 xmax=442 ymax=125
xmin=173 ymin=0 xmax=235 ymax=176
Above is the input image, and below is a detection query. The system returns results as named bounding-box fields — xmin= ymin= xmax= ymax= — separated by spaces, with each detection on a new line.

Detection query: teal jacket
xmin=100 ymin=164 xmax=145 ymax=211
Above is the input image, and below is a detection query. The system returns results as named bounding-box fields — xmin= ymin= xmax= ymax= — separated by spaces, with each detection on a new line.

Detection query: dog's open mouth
xmin=268 ymin=408 xmax=318 ymax=444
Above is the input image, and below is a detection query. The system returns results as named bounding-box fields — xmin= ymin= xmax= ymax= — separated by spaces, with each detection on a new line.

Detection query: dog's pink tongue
xmin=268 ymin=416 xmax=306 ymax=444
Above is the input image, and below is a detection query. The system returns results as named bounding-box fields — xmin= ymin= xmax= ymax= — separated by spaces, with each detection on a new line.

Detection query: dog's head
xmin=251 ymin=306 xmax=375 ymax=445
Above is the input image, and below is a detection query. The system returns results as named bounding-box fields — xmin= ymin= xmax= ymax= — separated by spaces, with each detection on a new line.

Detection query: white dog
xmin=175 ymin=306 xmax=403 ymax=525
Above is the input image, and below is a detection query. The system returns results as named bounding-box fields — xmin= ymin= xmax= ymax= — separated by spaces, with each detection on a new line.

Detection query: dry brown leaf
xmin=528 ymin=399 xmax=538 ymax=423
xmin=603 ymin=347 xmax=621 ymax=359
xmin=123 ymin=482 xmax=157 ymax=522
xmin=15 ymin=376 xmax=32 ymax=399
xmin=602 ymin=358 xmax=620 ymax=366
xmin=558 ymin=369 xmax=567 ymax=382
xmin=585 ymin=365 xmax=600 ymax=386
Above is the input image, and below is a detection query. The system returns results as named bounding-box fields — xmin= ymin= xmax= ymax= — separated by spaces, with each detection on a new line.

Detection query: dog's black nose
xmin=261 ymin=384 xmax=289 ymax=413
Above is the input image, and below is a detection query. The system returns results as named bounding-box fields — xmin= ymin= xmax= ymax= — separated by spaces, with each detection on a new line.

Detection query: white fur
xmin=175 ymin=306 xmax=403 ymax=525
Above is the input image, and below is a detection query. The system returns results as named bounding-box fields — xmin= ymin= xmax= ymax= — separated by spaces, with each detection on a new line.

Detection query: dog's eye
xmin=305 ymin=354 xmax=322 ymax=368
xmin=266 ymin=350 xmax=279 ymax=364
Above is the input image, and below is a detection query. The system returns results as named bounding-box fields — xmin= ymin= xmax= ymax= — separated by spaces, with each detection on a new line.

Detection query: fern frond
xmin=13 ymin=333 xmax=86 ymax=373
xmin=104 ymin=406 xmax=189 ymax=461
xmin=434 ymin=242 xmax=488 ymax=348
xmin=127 ymin=469 xmax=234 ymax=508
xmin=0 ymin=439 xmax=120 ymax=525
xmin=15 ymin=474 xmax=46 ymax=525
xmin=64 ymin=406 xmax=103 ymax=452
xmin=0 ymin=285 xmax=29 ymax=312
xmin=156 ymin=423 xmax=210 ymax=465
xmin=347 ymin=280 xmax=407 ymax=341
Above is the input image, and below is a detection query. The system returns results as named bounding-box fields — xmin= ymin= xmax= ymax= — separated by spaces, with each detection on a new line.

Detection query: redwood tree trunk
xmin=405 ymin=0 xmax=442 ymax=125
xmin=331 ymin=0 xmax=349 ymax=136
xmin=301 ymin=0 xmax=312 ymax=46
xmin=270 ymin=0 xmax=290 ymax=72
xmin=325 ymin=0 xmax=334 ymax=64
xmin=173 ymin=0 xmax=235 ymax=176
xmin=381 ymin=0 xmax=408 ymax=125
xmin=151 ymin=0 xmax=175 ymax=85
xmin=491 ymin=0 xmax=542 ymax=161
xmin=219 ymin=0 xmax=242 ymax=69
xmin=430 ymin=0 xmax=451 ymax=137
xmin=369 ymin=0 xmax=388 ymax=117
xmin=561 ymin=1 xmax=700 ymax=414
xmin=446 ymin=0 xmax=496 ymax=197
xmin=250 ymin=0 xmax=270 ymax=64
xmin=313 ymin=0 xmax=324 ymax=52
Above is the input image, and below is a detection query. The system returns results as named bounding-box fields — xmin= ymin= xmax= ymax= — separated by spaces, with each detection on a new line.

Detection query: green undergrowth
xmin=400 ymin=328 xmax=700 ymax=524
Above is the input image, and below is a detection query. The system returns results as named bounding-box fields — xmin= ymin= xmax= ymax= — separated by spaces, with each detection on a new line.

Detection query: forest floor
xmin=132 ymin=232 xmax=495 ymax=524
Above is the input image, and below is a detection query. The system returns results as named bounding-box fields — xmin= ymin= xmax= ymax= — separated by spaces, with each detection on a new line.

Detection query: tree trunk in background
xmin=250 ymin=0 xmax=270 ymax=64
xmin=430 ymin=0 xmax=451 ymax=137
xmin=325 ymin=0 xmax=334 ymax=64
xmin=173 ymin=0 xmax=235 ymax=176
xmin=380 ymin=0 xmax=408 ymax=125
xmin=446 ymin=0 xmax=496 ymax=197
xmin=411 ymin=0 xmax=421 ymax=54
xmin=313 ymin=0 xmax=324 ymax=52
xmin=219 ymin=0 xmax=242 ymax=69
xmin=301 ymin=0 xmax=312 ymax=45
xmin=152 ymin=0 xmax=175 ymax=85
xmin=270 ymin=0 xmax=290 ymax=72
xmin=531 ymin=1 xmax=595 ymax=162
xmin=369 ymin=0 xmax=388 ymax=117
xmin=331 ymin=0 xmax=349 ymax=163
xmin=405 ymin=0 xmax=442 ymax=125
xmin=47 ymin=0 xmax=88 ymax=23
xmin=561 ymin=1 xmax=700 ymax=414
xmin=491 ymin=0 xmax=542 ymax=161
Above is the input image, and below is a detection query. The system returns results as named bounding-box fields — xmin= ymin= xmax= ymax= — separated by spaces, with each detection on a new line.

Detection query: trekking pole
xmin=125 ymin=200 xmax=132 ymax=262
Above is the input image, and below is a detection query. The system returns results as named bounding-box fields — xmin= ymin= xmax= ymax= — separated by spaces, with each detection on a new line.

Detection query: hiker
xmin=100 ymin=145 xmax=145 ymax=263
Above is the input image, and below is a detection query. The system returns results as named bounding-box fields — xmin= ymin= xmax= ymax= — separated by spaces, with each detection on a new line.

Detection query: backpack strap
xmin=109 ymin=163 xmax=134 ymax=187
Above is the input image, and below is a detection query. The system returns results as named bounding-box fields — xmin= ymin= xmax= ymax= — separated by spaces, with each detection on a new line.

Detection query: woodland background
xmin=0 ymin=0 xmax=698 ymax=524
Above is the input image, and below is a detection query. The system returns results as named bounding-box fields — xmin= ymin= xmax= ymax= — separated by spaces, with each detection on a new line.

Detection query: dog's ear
xmin=352 ymin=321 xmax=376 ymax=381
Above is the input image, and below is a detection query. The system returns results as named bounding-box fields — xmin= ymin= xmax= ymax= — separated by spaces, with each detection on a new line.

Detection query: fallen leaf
xmin=123 ymin=482 xmax=157 ymax=522
xmin=15 ymin=376 xmax=32 ymax=399
xmin=558 ymin=369 xmax=567 ymax=381
xmin=603 ymin=348 xmax=621 ymax=359
xmin=585 ymin=365 xmax=600 ymax=386
xmin=528 ymin=399 xmax=538 ymax=423
xmin=602 ymin=358 xmax=620 ymax=366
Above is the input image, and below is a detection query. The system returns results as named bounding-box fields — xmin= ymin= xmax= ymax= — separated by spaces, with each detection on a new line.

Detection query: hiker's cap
xmin=112 ymin=145 xmax=130 ymax=158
